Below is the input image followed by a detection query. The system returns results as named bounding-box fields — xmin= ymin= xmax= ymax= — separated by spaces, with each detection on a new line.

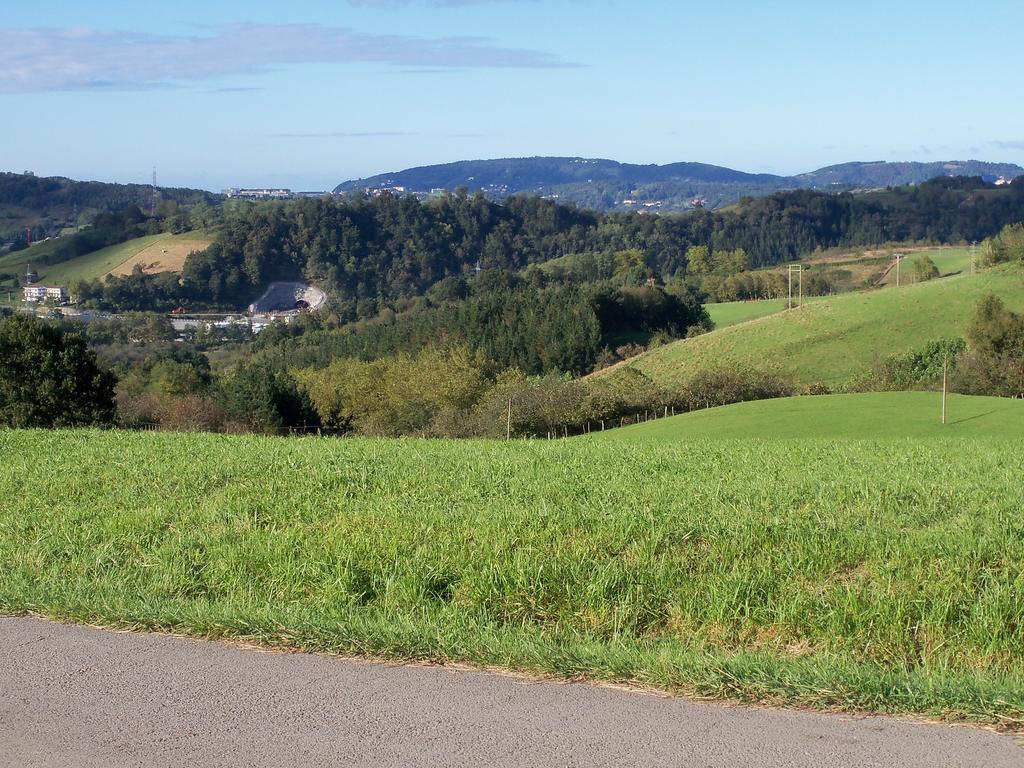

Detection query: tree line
xmin=4 ymin=282 xmax=1022 ymax=435
xmin=253 ymin=273 xmax=709 ymax=376
xmin=70 ymin=176 xmax=1024 ymax=313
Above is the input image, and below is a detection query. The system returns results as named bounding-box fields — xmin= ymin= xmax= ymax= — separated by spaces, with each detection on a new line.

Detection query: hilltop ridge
xmin=335 ymin=157 xmax=1024 ymax=211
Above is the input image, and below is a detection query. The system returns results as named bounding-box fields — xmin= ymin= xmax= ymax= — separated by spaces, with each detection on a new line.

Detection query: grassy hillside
xmin=0 ymin=232 xmax=212 ymax=298
xmin=106 ymin=232 xmax=212 ymax=276
xmin=2 ymin=428 xmax=1023 ymax=723
xmin=620 ymin=264 xmax=1024 ymax=388
xmin=599 ymin=392 xmax=1024 ymax=441
xmin=877 ymin=247 xmax=973 ymax=286
xmin=706 ymin=298 xmax=789 ymax=328
xmin=706 ymin=296 xmax=828 ymax=328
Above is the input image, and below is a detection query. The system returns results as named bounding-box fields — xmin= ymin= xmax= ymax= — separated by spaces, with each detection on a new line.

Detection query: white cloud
xmin=991 ymin=140 xmax=1024 ymax=151
xmin=0 ymin=23 xmax=575 ymax=94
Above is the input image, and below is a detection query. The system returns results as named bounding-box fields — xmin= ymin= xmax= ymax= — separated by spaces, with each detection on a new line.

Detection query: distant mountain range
xmin=335 ymin=158 xmax=1024 ymax=212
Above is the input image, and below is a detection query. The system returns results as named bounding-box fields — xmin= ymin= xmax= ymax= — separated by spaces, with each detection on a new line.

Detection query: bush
xmin=912 ymin=256 xmax=940 ymax=282
xmin=954 ymin=294 xmax=1024 ymax=397
xmin=676 ymin=367 xmax=795 ymax=411
xmin=981 ymin=222 xmax=1024 ymax=266
xmin=866 ymin=338 xmax=966 ymax=391
xmin=0 ymin=315 xmax=116 ymax=428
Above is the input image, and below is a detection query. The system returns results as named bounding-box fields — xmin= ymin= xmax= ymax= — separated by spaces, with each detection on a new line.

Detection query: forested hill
xmin=84 ymin=175 xmax=1024 ymax=315
xmin=335 ymin=157 xmax=1024 ymax=212
xmin=0 ymin=172 xmax=219 ymax=245
xmin=795 ymin=160 xmax=1023 ymax=188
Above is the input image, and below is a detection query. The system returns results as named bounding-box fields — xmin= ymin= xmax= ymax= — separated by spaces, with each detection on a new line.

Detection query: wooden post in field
xmin=942 ymin=356 xmax=948 ymax=425
xmin=896 ymin=253 xmax=901 ymax=287
xmin=506 ymin=397 xmax=512 ymax=441
xmin=787 ymin=265 xmax=803 ymax=310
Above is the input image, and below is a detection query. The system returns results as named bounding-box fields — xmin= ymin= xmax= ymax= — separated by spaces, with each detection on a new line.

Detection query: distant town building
xmin=222 ymin=188 xmax=293 ymax=200
xmin=23 ymin=285 xmax=68 ymax=304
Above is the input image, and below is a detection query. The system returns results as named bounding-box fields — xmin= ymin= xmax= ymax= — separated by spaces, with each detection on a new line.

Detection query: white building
xmin=23 ymin=285 xmax=68 ymax=304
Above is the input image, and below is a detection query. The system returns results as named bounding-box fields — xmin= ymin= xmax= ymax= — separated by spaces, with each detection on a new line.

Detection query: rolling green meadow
xmin=2 ymin=415 xmax=1023 ymax=724
xmin=705 ymin=298 xmax=789 ymax=328
xmin=601 ymin=392 xmax=1024 ymax=441
xmin=623 ymin=264 xmax=1024 ymax=388
xmin=0 ymin=232 xmax=212 ymax=302
xmin=877 ymin=247 xmax=975 ymax=286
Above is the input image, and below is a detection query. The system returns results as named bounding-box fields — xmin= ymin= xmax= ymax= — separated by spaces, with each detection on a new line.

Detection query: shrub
xmin=0 ymin=315 xmax=116 ymax=428
xmin=676 ymin=367 xmax=795 ymax=411
xmin=981 ymin=222 xmax=1024 ymax=266
xmin=912 ymin=256 xmax=940 ymax=282
xmin=867 ymin=338 xmax=967 ymax=391
xmin=955 ymin=294 xmax=1024 ymax=397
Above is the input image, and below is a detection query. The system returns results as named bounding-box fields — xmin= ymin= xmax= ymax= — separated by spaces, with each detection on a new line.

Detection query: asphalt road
xmin=2 ymin=616 xmax=1021 ymax=767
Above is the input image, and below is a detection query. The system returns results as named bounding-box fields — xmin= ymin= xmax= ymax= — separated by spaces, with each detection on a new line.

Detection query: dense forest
xmin=253 ymin=275 xmax=709 ymax=375
xmin=74 ymin=175 xmax=1024 ymax=316
xmin=0 ymin=171 xmax=219 ymax=246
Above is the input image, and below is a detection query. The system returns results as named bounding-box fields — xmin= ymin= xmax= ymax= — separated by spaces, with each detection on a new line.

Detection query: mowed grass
xmin=0 ymin=232 xmax=212 ymax=291
xmin=2 ymin=428 xmax=1023 ymax=723
xmin=706 ymin=298 xmax=788 ymax=328
xmin=878 ymin=248 xmax=974 ymax=286
xmin=0 ymin=235 xmax=165 ymax=288
xmin=706 ymin=296 xmax=826 ymax=329
xmin=598 ymin=392 xmax=1024 ymax=441
xmin=623 ymin=265 xmax=1024 ymax=388
xmin=107 ymin=232 xmax=213 ymax=276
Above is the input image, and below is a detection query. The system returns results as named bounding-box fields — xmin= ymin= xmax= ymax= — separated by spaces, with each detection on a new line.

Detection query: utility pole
xmin=787 ymin=265 xmax=803 ymax=310
xmin=895 ymin=253 xmax=902 ymax=287
xmin=942 ymin=356 xmax=948 ymax=425
xmin=151 ymin=167 xmax=159 ymax=215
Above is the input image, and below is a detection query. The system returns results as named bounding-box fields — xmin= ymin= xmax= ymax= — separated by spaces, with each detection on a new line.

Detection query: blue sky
xmin=3 ymin=0 xmax=1022 ymax=191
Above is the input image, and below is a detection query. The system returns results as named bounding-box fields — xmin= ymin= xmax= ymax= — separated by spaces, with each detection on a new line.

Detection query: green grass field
xmin=705 ymin=296 xmax=828 ymax=329
xmin=878 ymin=248 xmax=974 ymax=286
xmin=2 ymin=427 xmax=1023 ymax=723
xmin=598 ymin=391 xmax=1024 ymax=441
xmin=706 ymin=298 xmax=789 ymax=328
xmin=0 ymin=232 xmax=212 ymax=301
xmin=621 ymin=265 xmax=1024 ymax=388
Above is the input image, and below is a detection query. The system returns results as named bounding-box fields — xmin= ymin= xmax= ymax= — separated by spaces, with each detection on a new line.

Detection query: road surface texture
xmin=2 ymin=616 xmax=1022 ymax=767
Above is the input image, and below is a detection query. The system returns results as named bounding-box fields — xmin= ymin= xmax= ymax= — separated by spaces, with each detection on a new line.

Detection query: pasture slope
xmin=705 ymin=298 xmax=789 ymax=328
xmin=876 ymin=247 xmax=974 ymax=286
xmin=2 ymin=422 xmax=1023 ymax=724
xmin=0 ymin=232 xmax=212 ymax=293
xmin=704 ymin=247 xmax=972 ymax=330
xmin=622 ymin=264 xmax=1024 ymax=388
xmin=597 ymin=391 xmax=1024 ymax=441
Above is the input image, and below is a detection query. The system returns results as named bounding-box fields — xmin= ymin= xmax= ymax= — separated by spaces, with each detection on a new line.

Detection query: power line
xmin=151 ymin=167 xmax=159 ymax=215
